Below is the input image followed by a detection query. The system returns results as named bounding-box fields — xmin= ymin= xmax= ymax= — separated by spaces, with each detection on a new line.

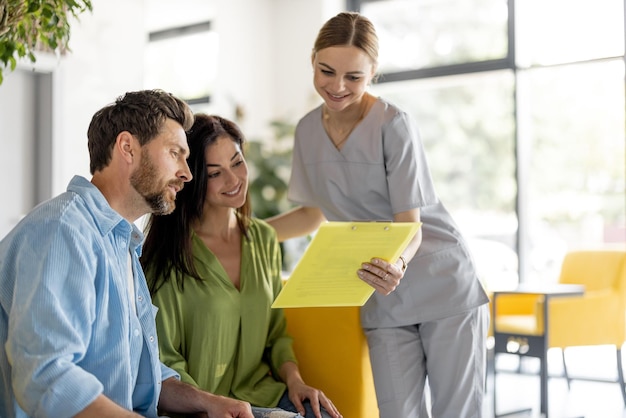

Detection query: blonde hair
xmin=312 ymin=12 xmax=379 ymax=66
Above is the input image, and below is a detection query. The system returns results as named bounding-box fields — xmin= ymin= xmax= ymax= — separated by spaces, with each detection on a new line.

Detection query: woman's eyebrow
xmin=206 ymin=151 xmax=240 ymax=167
xmin=318 ymin=62 xmax=365 ymax=75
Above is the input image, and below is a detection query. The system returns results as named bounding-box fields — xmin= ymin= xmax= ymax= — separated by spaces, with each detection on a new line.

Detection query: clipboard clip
xmin=350 ymin=220 xmax=393 ymax=231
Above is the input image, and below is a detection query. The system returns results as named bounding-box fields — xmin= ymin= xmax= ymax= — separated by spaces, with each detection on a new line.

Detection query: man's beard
xmin=130 ymin=150 xmax=182 ymax=216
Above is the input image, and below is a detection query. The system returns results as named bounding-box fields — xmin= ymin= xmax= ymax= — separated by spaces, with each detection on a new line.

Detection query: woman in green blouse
xmin=141 ymin=114 xmax=340 ymax=418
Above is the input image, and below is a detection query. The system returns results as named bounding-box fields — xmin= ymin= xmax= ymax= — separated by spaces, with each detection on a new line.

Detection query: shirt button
xmin=137 ymin=295 xmax=144 ymax=303
xmin=134 ymin=329 xmax=140 ymax=337
xmin=149 ymin=335 xmax=155 ymax=343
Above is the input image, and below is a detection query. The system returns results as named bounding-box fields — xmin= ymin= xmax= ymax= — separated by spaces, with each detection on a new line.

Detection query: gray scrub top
xmin=287 ymin=97 xmax=489 ymax=328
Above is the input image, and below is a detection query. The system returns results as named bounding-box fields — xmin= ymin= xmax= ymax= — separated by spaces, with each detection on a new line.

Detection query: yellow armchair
xmin=491 ymin=250 xmax=626 ymax=416
xmin=282 ymin=305 xmax=378 ymax=418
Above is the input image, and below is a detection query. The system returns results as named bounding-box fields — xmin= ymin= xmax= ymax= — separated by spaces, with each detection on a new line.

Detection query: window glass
xmin=360 ymin=0 xmax=626 ymax=286
xmin=371 ymin=71 xmax=519 ymax=290
xmin=521 ymin=60 xmax=626 ymax=282
xmin=361 ymin=0 xmax=509 ymax=72
xmin=516 ymin=0 xmax=624 ymax=67
xmin=144 ymin=30 xmax=218 ymax=102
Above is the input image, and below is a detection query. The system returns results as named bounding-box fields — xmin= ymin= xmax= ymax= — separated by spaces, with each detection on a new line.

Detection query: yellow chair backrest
xmin=558 ymin=250 xmax=626 ymax=291
xmin=282 ymin=304 xmax=378 ymax=418
xmin=549 ymin=250 xmax=626 ymax=347
xmin=494 ymin=250 xmax=626 ymax=345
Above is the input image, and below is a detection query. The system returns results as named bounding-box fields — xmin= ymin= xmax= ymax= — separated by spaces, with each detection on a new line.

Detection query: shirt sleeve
xmin=160 ymin=360 xmax=181 ymax=382
xmin=287 ymin=119 xmax=318 ymax=207
xmin=383 ymin=111 xmax=439 ymax=213
xmin=152 ymin=280 xmax=199 ymax=387
xmin=264 ymin=228 xmax=297 ymax=377
xmin=6 ymin=220 xmax=104 ymax=417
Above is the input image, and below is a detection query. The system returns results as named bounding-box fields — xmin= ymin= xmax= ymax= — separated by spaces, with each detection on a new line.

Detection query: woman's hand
xmin=357 ymin=208 xmax=421 ymax=295
xmin=286 ymin=380 xmax=342 ymax=418
xmin=358 ymin=257 xmax=405 ymax=295
xmin=281 ymin=362 xmax=342 ymax=418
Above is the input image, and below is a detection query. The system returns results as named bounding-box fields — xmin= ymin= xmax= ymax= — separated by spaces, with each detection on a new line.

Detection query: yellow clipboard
xmin=272 ymin=221 xmax=421 ymax=308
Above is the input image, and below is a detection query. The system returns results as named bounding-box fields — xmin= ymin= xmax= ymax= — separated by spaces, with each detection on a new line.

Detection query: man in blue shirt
xmin=0 ymin=90 xmax=255 ymax=418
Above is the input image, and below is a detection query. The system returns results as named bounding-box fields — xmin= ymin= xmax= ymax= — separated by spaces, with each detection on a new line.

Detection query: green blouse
xmin=150 ymin=218 xmax=297 ymax=407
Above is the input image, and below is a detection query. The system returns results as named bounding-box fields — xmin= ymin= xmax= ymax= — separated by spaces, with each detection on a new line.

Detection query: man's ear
xmin=116 ymin=131 xmax=136 ymax=164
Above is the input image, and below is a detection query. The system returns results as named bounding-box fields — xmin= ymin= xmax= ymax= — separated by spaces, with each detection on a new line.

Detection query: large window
xmin=352 ymin=0 xmax=625 ymax=289
xmin=362 ymin=0 xmax=509 ymax=72
xmin=144 ymin=0 xmax=217 ymax=112
xmin=145 ymin=21 xmax=218 ymax=107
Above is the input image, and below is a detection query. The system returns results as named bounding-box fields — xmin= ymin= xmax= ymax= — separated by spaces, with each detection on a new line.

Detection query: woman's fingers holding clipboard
xmin=358 ymin=258 xmax=404 ymax=295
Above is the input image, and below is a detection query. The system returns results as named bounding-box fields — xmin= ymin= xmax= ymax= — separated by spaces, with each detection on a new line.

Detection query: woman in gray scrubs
xmin=267 ymin=11 xmax=489 ymax=418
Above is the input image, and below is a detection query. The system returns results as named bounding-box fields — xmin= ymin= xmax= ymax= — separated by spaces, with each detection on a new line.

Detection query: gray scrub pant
xmin=364 ymin=304 xmax=489 ymax=418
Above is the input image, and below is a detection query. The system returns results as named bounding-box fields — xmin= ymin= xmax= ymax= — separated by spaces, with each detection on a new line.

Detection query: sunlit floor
xmin=483 ymin=346 xmax=626 ymax=418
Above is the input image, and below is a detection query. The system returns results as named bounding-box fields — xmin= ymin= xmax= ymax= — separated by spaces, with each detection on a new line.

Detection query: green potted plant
xmin=246 ymin=119 xmax=311 ymax=271
xmin=246 ymin=119 xmax=295 ymax=220
xmin=0 ymin=0 xmax=92 ymax=84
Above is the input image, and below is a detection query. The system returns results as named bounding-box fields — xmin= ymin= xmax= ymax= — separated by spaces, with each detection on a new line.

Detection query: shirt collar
xmin=67 ymin=175 xmax=145 ymax=253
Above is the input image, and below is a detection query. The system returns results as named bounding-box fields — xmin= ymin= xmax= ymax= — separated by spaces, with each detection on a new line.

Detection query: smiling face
xmin=204 ymin=135 xmax=249 ymax=211
xmin=130 ymin=118 xmax=192 ymax=215
xmin=313 ymin=45 xmax=376 ymax=113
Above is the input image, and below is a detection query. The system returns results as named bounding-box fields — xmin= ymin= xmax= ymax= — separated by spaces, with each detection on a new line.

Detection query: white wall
xmin=52 ymin=0 xmax=146 ymax=192
xmin=270 ymin=0 xmax=345 ymax=122
xmin=0 ymin=0 xmax=344 ymax=237
xmin=0 ymin=70 xmax=36 ymax=238
xmin=211 ymin=0 xmax=343 ymax=138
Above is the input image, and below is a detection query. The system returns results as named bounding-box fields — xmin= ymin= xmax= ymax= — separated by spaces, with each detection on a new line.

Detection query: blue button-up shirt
xmin=0 ymin=176 xmax=178 ymax=418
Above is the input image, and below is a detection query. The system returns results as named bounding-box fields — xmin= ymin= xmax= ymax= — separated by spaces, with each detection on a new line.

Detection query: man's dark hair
xmin=87 ymin=89 xmax=194 ymax=174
